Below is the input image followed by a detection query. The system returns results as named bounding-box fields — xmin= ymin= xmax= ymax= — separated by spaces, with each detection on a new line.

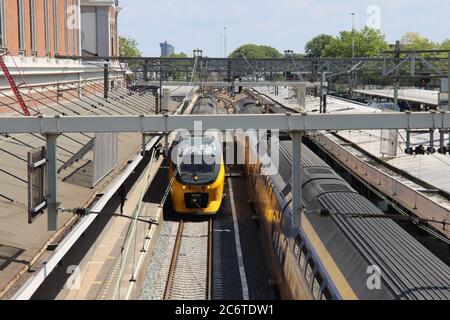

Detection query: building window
xmin=64 ymin=0 xmax=69 ymax=55
xmin=44 ymin=0 xmax=50 ymax=53
xmin=18 ymin=0 xmax=25 ymax=53
xmin=29 ymin=0 xmax=37 ymax=54
xmin=71 ymin=0 xmax=77 ymax=56
xmin=54 ymin=0 xmax=59 ymax=54
xmin=0 ymin=0 xmax=6 ymax=48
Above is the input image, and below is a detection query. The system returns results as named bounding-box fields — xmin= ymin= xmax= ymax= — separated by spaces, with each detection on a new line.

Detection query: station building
xmin=0 ymin=0 xmax=122 ymax=114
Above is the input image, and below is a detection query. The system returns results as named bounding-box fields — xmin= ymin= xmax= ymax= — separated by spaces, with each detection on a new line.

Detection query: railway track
xmin=164 ymin=219 xmax=213 ymax=300
xmin=141 ymin=218 xmax=213 ymax=300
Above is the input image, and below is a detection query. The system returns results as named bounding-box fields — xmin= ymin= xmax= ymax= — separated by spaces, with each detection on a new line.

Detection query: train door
xmin=299 ymin=245 xmax=309 ymax=273
xmin=278 ymin=214 xmax=289 ymax=266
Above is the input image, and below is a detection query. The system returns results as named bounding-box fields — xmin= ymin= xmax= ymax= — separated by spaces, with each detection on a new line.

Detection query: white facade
xmin=80 ymin=0 xmax=119 ymax=57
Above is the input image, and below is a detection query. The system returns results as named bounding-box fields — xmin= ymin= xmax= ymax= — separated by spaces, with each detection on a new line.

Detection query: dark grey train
xmin=236 ymin=98 xmax=450 ymax=300
xmin=191 ymin=96 xmax=224 ymax=114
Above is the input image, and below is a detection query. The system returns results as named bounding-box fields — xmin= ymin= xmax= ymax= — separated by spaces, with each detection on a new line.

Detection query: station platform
xmin=0 ymin=86 xmax=180 ymax=298
xmin=353 ymin=88 xmax=439 ymax=107
xmin=31 ymin=152 xmax=166 ymax=300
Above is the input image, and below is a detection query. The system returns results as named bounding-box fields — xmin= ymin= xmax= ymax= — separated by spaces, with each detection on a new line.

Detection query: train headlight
xmin=182 ymin=185 xmax=187 ymax=190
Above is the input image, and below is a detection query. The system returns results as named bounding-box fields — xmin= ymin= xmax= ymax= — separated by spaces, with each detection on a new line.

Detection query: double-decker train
xmin=168 ymin=96 xmax=225 ymax=215
xmin=235 ymin=98 xmax=450 ymax=300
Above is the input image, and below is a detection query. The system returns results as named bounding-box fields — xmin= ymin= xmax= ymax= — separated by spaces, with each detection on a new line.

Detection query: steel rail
xmin=164 ymin=221 xmax=185 ymax=300
xmin=207 ymin=218 xmax=213 ymax=300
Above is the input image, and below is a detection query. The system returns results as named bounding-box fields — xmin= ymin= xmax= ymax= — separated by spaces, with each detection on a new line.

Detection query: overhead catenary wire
xmin=339 ymin=129 xmax=450 ymax=150
xmin=27 ymin=87 xmax=82 ymax=115
xmin=0 ymin=167 xmax=27 ymax=184
xmin=74 ymin=83 xmax=128 ymax=115
xmin=0 ymin=91 xmax=27 ymax=115
xmin=287 ymin=52 xmax=314 ymax=97
xmin=92 ymin=86 xmax=151 ymax=115
xmin=7 ymin=51 xmax=41 ymax=114
xmin=112 ymin=147 xmax=160 ymax=300
xmin=57 ymin=83 xmax=118 ymax=116
xmin=34 ymin=86 xmax=103 ymax=116
xmin=239 ymin=51 xmax=261 ymax=80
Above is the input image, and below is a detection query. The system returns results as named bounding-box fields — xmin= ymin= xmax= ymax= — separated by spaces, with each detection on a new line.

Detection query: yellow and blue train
xmin=168 ymin=96 xmax=225 ymax=215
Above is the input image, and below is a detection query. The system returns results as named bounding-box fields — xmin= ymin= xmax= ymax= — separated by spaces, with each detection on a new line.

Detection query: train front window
xmin=178 ymin=156 xmax=215 ymax=176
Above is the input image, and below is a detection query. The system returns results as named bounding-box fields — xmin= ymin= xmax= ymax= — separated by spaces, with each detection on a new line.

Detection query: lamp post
xmin=351 ymin=13 xmax=355 ymax=58
xmin=284 ymin=50 xmax=293 ymax=58
xmin=224 ymin=27 xmax=227 ymax=58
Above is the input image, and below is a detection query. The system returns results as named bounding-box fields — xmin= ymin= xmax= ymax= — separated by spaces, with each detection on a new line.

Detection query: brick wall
xmin=3 ymin=0 xmax=81 ymax=58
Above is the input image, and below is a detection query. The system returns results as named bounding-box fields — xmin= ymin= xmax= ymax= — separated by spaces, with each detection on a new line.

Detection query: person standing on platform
xmin=118 ymin=184 xmax=128 ymax=214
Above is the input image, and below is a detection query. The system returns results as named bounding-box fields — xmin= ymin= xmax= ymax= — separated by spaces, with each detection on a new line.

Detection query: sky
xmin=118 ymin=0 xmax=450 ymax=57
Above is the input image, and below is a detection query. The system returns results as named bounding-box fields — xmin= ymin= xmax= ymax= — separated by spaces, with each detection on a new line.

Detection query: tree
xmin=400 ymin=32 xmax=438 ymax=51
xmin=167 ymin=52 xmax=188 ymax=58
xmin=119 ymin=36 xmax=141 ymax=57
xmin=440 ymin=39 xmax=450 ymax=51
xmin=322 ymin=26 xmax=389 ymax=58
xmin=305 ymin=34 xmax=333 ymax=58
xmin=165 ymin=52 xmax=190 ymax=80
xmin=291 ymin=53 xmax=305 ymax=59
xmin=228 ymin=44 xmax=283 ymax=59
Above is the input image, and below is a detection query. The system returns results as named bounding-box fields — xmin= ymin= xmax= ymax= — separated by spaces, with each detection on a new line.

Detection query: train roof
xmin=191 ymin=96 xmax=225 ymax=115
xmin=234 ymin=94 xmax=450 ymax=299
xmin=275 ymin=140 xmax=450 ymax=299
xmin=236 ymin=98 xmax=263 ymax=115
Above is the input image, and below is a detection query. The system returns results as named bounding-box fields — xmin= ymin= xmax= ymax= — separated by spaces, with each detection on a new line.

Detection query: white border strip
xmin=11 ymin=95 xmax=197 ymax=300
xmin=12 ymin=137 xmax=160 ymax=300
xmin=228 ymin=177 xmax=249 ymax=300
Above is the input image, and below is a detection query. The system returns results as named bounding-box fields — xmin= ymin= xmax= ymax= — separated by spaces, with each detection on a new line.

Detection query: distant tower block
xmin=297 ymin=84 xmax=306 ymax=109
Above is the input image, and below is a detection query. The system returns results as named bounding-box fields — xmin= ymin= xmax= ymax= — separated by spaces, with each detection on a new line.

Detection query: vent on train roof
xmin=306 ymin=168 xmax=332 ymax=175
xmin=320 ymin=184 xmax=351 ymax=193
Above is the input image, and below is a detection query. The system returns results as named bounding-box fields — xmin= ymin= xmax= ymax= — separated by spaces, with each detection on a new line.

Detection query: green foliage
xmin=228 ymin=44 xmax=283 ymax=59
xmin=399 ymin=33 xmax=450 ymax=58
xmin=400 ymin=32 xmax=438 ymax=51
xmin=291 ymin=53 xmax=305 ymax=59
xmin=322 ymin=26 xmax=389 ymax=58
xmin=119 ymin=36 xmax=141 ymax=57
xmin=167 ymin=52 xmax=189 ymax=58
xmin=165 ymin=52 xmax=191 ymax=81
xmin=441 ymin=39 xmax=450 ymax=50
xmin=305 ymin=34 xmax=333 ymax=58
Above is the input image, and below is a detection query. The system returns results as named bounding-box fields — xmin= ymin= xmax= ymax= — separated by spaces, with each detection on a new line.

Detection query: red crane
xmin=0 ymin=51 xmax=36 ymax=116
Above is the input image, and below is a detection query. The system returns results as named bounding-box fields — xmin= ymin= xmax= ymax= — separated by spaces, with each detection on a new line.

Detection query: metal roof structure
xmin=0 ymin=85 xmax=179 ymax=297
xmin=353 ymin=88 xmax=440 ymax=107
xmin=0 ymin=111 xmax=448 ymax=134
